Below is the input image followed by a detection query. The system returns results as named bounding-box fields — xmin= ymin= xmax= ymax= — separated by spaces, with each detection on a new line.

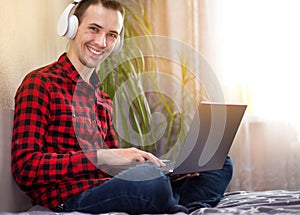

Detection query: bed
xmin=0 ymin=190 xmax=300 ymax=214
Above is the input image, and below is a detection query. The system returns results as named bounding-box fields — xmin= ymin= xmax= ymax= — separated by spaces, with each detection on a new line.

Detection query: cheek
xmin=76 ymin=30 xmax=92 ymax=44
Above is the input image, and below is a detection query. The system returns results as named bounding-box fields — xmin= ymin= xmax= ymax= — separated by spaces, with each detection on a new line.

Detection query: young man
xmin=11 ymin=0 xmax=233 ymax=214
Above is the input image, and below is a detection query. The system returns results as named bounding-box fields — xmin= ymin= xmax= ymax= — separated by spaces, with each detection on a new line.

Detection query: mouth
xmin=87 ymin=45 xmax=105 ymax=56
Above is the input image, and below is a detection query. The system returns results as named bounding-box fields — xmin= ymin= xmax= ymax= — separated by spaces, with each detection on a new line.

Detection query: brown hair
xmin=74 ymin=0 xmax=125 ymax=24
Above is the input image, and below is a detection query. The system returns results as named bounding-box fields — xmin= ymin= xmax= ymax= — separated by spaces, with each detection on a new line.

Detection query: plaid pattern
xmin=12 ymin=53 xmax=118 ymax=209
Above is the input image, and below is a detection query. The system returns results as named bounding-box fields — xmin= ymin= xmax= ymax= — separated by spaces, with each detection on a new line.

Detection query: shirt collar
xmin=58 ymin=53 xmax=101 ymax=89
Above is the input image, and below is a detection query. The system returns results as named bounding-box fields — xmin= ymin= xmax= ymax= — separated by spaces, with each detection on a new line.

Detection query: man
xmin=11 ymin=0 xmax=233 ymax=214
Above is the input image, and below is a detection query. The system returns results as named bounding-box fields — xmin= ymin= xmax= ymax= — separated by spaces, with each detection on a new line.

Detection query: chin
xmin=83 ymin=58 xmax=102 ymax=68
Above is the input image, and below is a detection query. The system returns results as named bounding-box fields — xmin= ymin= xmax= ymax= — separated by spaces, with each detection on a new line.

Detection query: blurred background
xmin=1 ymin=0 xmax=300 ymax=192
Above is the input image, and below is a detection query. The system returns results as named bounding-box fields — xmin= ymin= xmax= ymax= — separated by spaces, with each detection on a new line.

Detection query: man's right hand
xmin=97 ymin=147 xmax=165 ymax=168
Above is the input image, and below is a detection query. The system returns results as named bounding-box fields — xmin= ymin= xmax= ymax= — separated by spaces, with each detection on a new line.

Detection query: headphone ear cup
xmin=57 ymin=2 xmax=78 ymax=38
xmin=111 ymin=29 xmax=124 ymax=55
xmin=65 ymin=15 xmax=79 ymax=39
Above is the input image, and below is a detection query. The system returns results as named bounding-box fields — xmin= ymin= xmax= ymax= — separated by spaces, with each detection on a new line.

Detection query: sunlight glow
xmin=219 ymin=0 xmax=300 ymax=121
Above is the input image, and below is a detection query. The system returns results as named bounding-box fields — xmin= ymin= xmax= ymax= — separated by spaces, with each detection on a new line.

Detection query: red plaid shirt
xmin=12 ymin=53 xmax=118 ymax=209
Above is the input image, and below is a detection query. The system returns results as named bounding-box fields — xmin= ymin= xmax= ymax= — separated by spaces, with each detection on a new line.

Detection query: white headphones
xmin=57 ymin=0 xmax=124 ymax=55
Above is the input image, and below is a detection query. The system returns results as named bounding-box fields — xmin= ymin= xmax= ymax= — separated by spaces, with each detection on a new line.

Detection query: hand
xmin=170 ymin=172 xmax=200 ymax=182
xmin=97 ymin=147 xmax=165 ymax=167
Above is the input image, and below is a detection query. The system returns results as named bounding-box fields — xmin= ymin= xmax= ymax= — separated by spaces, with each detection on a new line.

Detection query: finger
xmin=155 ymin=158 xmax=166 ymax=167
xmin=171 ymin=175 xmax=187 ymax=182
xmin=184 ymin=173 xmax=199 ymax=178
xmin=170 ymin=173 xmax=200 ymax=182
xmin=134 ymin=154 xmax=147 ymax=163
xmin=143 ymin=152 xmax=164 ymax=167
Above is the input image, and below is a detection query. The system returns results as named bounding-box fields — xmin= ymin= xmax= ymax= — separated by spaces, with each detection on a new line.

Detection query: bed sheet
xmin=1 ymin=190 xmax=300 ymax=214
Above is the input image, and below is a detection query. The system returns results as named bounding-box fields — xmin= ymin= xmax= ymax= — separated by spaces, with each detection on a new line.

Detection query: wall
xmin=0 ymin=0 xmax=216 ymax=108
xmin=0 ymin=0 xmax=69 ymax=110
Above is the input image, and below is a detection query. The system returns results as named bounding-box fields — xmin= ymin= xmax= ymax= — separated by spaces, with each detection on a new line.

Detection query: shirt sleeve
xmin=11 ymin=72 xmax=100 ymax=189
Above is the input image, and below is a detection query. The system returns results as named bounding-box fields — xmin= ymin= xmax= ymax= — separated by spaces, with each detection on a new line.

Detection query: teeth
xmin=88 ymin=47 xmax=102 ymax=55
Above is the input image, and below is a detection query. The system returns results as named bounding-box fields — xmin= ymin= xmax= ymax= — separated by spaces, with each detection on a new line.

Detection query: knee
xmin=129 ymin=164 xmax=176 ymax=212
xmin=136 ymin=164 xmax=172 ymax=196
xmin=116 ymin=163 xmax=165 ymax=181
xmin=148 ymin=176 xmax=177 ymax=213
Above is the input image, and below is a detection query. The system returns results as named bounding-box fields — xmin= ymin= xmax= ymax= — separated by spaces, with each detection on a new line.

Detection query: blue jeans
xmin=58 ymin=156 xmax=233 ymax=214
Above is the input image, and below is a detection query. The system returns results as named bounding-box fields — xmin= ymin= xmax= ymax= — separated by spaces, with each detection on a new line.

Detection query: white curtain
xmin=147 ymin=0 xmax=300 ymax=191
xmin=215 ymin=0 xmax=300 ymax=191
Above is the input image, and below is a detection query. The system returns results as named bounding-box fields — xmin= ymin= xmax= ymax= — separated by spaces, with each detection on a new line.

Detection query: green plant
xmin=97 ymin=0 xmax=198 ymax=158
xmin=97 ymin=0 xmax=155 ymax=149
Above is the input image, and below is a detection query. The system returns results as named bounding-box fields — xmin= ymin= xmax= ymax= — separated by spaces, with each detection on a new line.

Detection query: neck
xmin=66 ymin=51 xmax=94 ymax=83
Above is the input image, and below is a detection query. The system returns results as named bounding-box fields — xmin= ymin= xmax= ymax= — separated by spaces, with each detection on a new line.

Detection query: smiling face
xmin=68 ymin=3 xmax=123 ymax=71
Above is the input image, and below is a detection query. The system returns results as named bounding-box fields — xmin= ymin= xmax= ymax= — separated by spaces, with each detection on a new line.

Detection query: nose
xmin=95 ymin=33 xmax=107 ymax=48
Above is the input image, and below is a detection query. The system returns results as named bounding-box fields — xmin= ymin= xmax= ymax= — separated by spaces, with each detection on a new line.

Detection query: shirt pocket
xmin=71 ymin=111 xmax=98 ymax=148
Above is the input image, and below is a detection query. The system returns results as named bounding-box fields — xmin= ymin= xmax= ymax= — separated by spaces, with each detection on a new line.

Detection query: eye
xmin=107 ymin=33 xmax=118 ymax=41
xmin=89 ymin=27 xmax=99 ymax=33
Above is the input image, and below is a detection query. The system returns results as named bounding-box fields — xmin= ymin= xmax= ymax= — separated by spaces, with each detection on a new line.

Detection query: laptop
xmin=162 ymin=102 xmax=247 ymax=175
xmin=106 ymin=102 xmax=247 ymax=176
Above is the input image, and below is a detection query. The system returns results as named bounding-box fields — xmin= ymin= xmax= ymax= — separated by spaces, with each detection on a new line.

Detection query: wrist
xmin=97 ymin=149 xmax=108 ymax=165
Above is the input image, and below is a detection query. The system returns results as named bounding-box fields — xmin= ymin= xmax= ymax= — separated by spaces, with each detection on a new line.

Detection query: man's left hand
xmin=170 ymin=172 xmax=200 ymax=182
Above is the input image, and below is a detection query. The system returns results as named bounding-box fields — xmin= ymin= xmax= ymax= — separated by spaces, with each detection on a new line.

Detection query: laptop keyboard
xmin=162 ymin=160 xmax=176 ymax=174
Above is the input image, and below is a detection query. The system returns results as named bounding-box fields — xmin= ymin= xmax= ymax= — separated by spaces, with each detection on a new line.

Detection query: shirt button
xmin=72 ymin=113 xmax=76 ymax=118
